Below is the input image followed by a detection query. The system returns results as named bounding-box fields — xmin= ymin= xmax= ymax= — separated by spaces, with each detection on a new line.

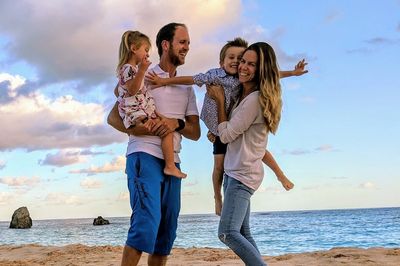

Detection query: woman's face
xmin=238 ymin=50 xmax=258 ymax=84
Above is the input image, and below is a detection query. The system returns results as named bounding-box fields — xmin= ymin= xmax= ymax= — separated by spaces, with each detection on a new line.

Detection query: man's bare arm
xmin=107 ymin=102 xmax=127 ymax=133
xmin=180 ymin=115 xmax=200 ymax=141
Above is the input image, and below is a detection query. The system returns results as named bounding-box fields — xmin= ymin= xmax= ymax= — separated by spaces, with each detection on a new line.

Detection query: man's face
xmin=168 ymin=26 xmax=190 ymax=66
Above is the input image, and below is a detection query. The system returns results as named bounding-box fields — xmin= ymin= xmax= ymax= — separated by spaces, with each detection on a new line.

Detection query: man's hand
xmin=124 ymin=116 xmax=155 ymax=136
xmin=151 ymin=111 xmax=178 ymax=138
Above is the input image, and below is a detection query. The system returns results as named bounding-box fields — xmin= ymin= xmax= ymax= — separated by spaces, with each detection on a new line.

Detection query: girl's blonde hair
xmin=246 ymin=42 xmax=282 ymax=134
xmin=117 ymin=30 xmax=151 ymax=73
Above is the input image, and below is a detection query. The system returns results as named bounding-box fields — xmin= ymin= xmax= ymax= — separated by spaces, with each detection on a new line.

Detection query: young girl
xmin=207 ymin=42 xmax=292 ymax=266
xmin=116 ymin=30 xmax=186 ymax=178
xmin=147 ymin=38 xmax=304 ymax=214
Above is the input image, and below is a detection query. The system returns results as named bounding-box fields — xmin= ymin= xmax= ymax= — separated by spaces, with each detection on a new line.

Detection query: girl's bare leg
xmin=161 ymin=133 xmax=187 ymax=178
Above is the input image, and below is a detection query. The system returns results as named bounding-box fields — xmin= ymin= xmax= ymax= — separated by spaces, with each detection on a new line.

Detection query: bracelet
xmin=175 ymin=119 xmax=185 ymax=131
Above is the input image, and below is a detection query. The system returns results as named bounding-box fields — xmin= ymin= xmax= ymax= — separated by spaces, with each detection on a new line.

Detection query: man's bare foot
xmin=214 ymin=198 xmax=222 ymax=216
xmin=164 ymin=166 xmax=187 ymax=179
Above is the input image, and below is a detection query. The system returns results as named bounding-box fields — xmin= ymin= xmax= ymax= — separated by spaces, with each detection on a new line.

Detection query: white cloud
xmin=0 ymin=160 xmax=5 ymax=170
xmin=0 ymin=0 xmax=241 ymax=86
xmin=0 ymin=191 xmax=14 ymax=205
xmin=39 ymin=149 xmax=87 ymax=167
xmin=0 ymin=88 xmax=125 ymax=151
xmin=283 ymin=149 xmax=311 ymax=156
xmin=0 ymin=1 xmax=304 ymax=87
xmin=365 ymin=37 xmax=400 ymax=45
xmin=299 ymin=96 xmax=316 ymax=103
xmin=117 ymin=191 xmax=129 ymax=201
xmin=45 ymin=193 xmax=84 ymax=205
xmin=70 ymin=156 xmax=125 ymax=175
xmin=258 ymin=186 xmax=285 ymax=194
xmin=330 ymin=176 xmax=349 ymax=180
xmin=184 ymin=180 xmax=199 ymax=187
xmin=359 ymin=182 xmax=377 ymax=189
xmin=237 ymin=24 xmax=305 ymax=66
xmin=182 ymin=191 xmax=198 ymax=197
xmin=284 ymin=82 xmax=302 ymax=91
xmin=80 ymin=178 xmax=103 ymax=189
xmin=283 ymin=145 xmax=336 ymax=156
xmin=324 ymin=10 xmax=342 ymax=24
xmin=39 ymin=149 xmax=109 ymax=167
xmin=0 ymin=73 xmax=26 ymax=97
xmin=315 ymin=145 xmax=334 ymax=152
xmin=0 ymin=176 xmax=40 ymax=187
xmin=302 ymin=185 xmax=322 ymax=190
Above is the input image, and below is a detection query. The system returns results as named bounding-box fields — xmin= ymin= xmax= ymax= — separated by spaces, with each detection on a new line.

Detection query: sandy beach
xmin=0 ymin=245 xmax=399 ymax=266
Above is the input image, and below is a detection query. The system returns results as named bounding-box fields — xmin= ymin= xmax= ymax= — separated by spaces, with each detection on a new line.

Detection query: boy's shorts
xmin=125 ymin=152 xmax=181 ymax=255
xmin=213 ymin=136 xmax=227 ymax=155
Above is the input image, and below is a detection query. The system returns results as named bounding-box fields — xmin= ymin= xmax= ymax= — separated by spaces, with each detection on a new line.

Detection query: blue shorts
xmin=125 ymin=152 xmax=182 ymax=255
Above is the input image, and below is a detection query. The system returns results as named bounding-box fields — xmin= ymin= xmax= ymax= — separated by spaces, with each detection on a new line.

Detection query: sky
xmin=0 ymin=0 xmax=399 ymax=221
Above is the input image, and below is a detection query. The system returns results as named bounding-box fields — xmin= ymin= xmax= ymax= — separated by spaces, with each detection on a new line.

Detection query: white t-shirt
xmin=126 ymin=64 xmax=199 ymax=163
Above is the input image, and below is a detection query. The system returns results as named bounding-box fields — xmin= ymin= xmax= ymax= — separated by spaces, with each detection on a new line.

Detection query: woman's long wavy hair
xmin=246 ymin=42 xmax=282 ymax=134
xmin=116 ymin=30 xmax=150 ymax=73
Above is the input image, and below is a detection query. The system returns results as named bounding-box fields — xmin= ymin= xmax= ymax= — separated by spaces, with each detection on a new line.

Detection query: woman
xmin=207 ymin=42 xmax=294 ymax=266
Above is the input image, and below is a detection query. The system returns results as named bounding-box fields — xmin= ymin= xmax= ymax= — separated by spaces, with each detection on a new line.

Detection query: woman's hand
xmin=292 ymin=59 xmax=308 ymax=76
xmin=207 ymin=131 xmax=216 ymax=143
xmin=277 ymin=174 xmax=294 ymax=191
xmin=206 ymin=84 xmax=224 ymax=103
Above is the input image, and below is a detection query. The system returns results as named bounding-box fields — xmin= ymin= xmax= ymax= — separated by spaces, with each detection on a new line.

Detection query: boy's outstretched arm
xmin=146 ymin=71 xmax=195 ymax=86
xmin=262 ymin=150 xmax=294 ymax=191
xmin=279 ymin=59 xmax=308 ymax=78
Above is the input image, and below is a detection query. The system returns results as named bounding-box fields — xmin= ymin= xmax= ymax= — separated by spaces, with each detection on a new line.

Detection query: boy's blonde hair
xmin=246 ymin=42 xmax=282 ymax=134
xmin=117 ymin=30 xmax=151 ymax=72
xmin=219 ymin=37 xmax=248 ymax=64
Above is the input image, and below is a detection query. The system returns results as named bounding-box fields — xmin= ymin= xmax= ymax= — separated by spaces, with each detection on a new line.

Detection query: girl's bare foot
xmin=164 ymin=166 xmax=187 ymax=179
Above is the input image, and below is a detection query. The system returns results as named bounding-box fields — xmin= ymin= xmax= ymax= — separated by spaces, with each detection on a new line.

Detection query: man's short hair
xmin=156 ymin=22 xmax=187 ymax=57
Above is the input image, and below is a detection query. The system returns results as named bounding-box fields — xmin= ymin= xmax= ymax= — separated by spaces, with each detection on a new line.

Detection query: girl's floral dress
xmin=117 ymin=64 xmax=157 ymax=128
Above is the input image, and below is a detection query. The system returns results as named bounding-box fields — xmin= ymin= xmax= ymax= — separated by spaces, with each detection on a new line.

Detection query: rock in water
xmin=93 ymin=216 xmax=110 ymax=225
xmin=10 ymin=207 xmax=32 ymax=229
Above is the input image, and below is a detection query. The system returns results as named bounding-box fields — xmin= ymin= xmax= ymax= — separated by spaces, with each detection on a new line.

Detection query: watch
xmin=175 ymin=119 xmax=185 ymax=131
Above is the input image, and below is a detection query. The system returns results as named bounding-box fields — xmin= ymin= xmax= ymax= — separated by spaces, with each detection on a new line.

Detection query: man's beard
xmin=168 ymin=46 xmax=184 ymax=66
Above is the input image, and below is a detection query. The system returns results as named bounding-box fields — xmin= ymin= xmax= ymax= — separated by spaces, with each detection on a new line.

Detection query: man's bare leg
xmin=148 ymin=254 xmax=168 ymax=266
xmin=121 ymin=245 xmax=142 ymax=266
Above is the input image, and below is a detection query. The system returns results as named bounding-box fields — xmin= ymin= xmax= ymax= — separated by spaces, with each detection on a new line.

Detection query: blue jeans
xmin=218 ymin=175 xmax=267 ymax=266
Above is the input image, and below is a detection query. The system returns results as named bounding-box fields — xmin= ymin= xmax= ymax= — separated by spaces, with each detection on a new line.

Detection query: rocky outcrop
xmin=10 ymin=207 xmax=32 ymax=229
xmin=93 ymin=216 xmax=110 ymax=225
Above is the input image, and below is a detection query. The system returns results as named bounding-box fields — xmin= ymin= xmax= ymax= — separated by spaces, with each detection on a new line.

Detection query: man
xmin=108 ymin=23 xmax=200 ymax=266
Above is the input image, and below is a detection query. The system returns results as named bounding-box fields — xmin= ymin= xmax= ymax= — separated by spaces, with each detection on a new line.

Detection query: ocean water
xmin=0 ymin=207 xmax=399 ymax=256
